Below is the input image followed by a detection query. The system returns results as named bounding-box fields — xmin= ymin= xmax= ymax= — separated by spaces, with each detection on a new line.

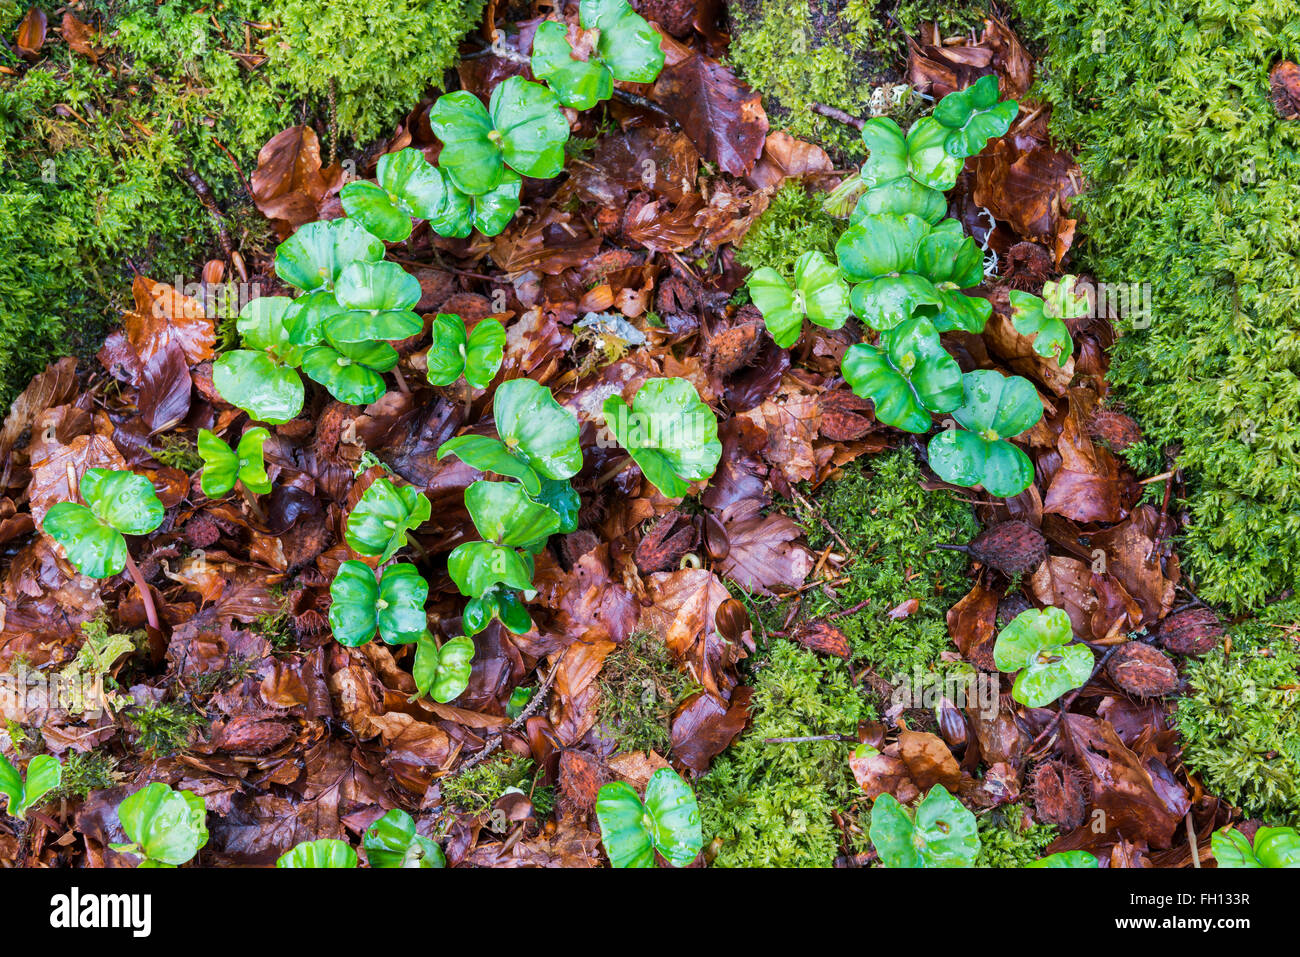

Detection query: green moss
xmin=1015 ymin=0 xmax=1300 ymax=612
xmin=439 ymin=753 xmax=552 ymax=818
xmin=699 ymin=640 xmax=867 ymax=867
xmin=149 ymin=435 xmax=203 ymax=473
xmin=126 ymin=701 xmax=205 ymax=757
xmin=975 ymin=805 xmax=1058 ymax=867
xmin=0 ymin=0 xmax=483 ymax=407
xmin=597 ymin=630 xmax=694 ymax=755
xmin=726 ymin=0 xmax=986 ymax=158
xmin=736 ymin=182 xmax=844 ymax=277
xmin=1173 ymin=599 xmax=1300 ymax=822
xmin=53 ymin=749 xmax=121 ymax=800
xmin=799 ymin=449 xmax=979 ymax=678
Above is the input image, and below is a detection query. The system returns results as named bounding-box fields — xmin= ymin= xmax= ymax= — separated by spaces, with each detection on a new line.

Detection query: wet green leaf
xmin=492 ymin=377 xmax=583 ymax=481
xmin=993 ymin=607 xmax=1093 ymax=707
xmin=842 ymin=316 xmax=961 ymax=433
xmin=531 ymin=19 xmax=613 ymax=110
xmin=198 ymin=427 xmax=271 ymax=497
xmin=933 ymin=75 xmax=1019 ymax=159
xmin=115 ymin=782 xmax=208 ymax=867
xmin=0 ymin=753 xmax=60 ymax=821
xmin=413 ymin=633 xmax=475 ymax=703
xmin=869 ymin=785 xmax=979 ymax=868
xmin=602 ymin=377 xmax=721 ymax=498
xmin=580 ymin=0 xmax=665 ymax=83
xmin=301 ymin=339 xmax=399 ymax=406
xmin=595 ymin=768 xmax=702 ymax=868
xmin=344 ymin=477 xmax=431 ymax=561
xmin=275 ymin=218 xmax=384 ymax=292
xmin=426 ymin=314 xmax=506 ymax=389
xmin=747 ymin=250 xmax=851 ymax=347
xmin=328 ymin=560 xmax=428 ymax=646
xmin=363 ymin=808 xmax=446 ymax=868
xmin=276 ymin=839 xmax=358 ymax=868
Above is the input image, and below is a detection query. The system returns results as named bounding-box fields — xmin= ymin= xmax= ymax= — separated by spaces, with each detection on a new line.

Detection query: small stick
xmin=792 ymin=489 xmax=852 ymax=555
xmin=1186 ymin=811 xmax=1201 ymax=868
xmin=447 ymin=663 xmax=560 ymax=777
xmin=827 ymin=598 xmax=871 ymax=620
xmin=123 ymin=552 xmax=162 ymax=634
xmin=809 ymin=102 xmax=865 ymax=131
xmin=764 ymin=733 xmax=857 ymax=745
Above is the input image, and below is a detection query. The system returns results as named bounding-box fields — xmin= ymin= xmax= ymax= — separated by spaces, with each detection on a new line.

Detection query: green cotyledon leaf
xmin=992 ymin=606 xmax=1093 ymax=707
xmin=747 ymin=250 xmax=850 ymax=348
xmin=115 ymin=782 xmax=208 ymax=866
xmin=274 ymin=218 xmax=384 ymax=293
xmin=413 ymin=633 xmax=475 ymax=703
xmin=363 ymin=808 xmax=446 ymax=868
xmin=602 ymin=377 xmax=721 ymax=498
xmin=344 ymin=477 xmax=431 ymax=561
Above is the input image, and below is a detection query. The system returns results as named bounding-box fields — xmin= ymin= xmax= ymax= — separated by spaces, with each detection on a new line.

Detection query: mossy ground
xmin=1173 ymin=598 xmax=1300 ymax=823
xmin=0 ymin=0 xmax=483 ymax=407
xmin=439 ymin=753 xmax=554 ymax=821
xmin=698 ymin=450 xmax=981 ymax=866
xmin=735 ymin=181 xmax=844 ymax=277
xmin=597 ymin=630 xmax=695 ymax=755
xmin=1015 ymin=0 xmax=1300 ymax=612
xmin=726 ymin=0 xmax=987 ymax=160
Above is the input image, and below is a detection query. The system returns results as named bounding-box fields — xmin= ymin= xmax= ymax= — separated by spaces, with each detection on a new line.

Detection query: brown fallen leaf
xmin=1271 ymin=60 xmax=1300 ymax=120
xmin=250 ymin=125 xmax=343 ymax=235
xmin=790 ymin=620 xmax=851 ymax=659
xmin=61 ymin=12 xmax=101 ymax=62
xmin=898 ymin=729 xmax=963 ymax=792
xmin=651 ymin=32 xmax=768 ymax=177
xmin=15 ymin=7 xmax=47 ymax=59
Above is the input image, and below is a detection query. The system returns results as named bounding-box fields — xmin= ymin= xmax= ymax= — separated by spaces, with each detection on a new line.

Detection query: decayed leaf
xmin=250 ymin=126 xmax=343 ymax=233
xmin=123 ymin=276 xmax=216 ymax=366
xmin=947 ymin=579 xmax=1000 ymax=670
xmin=713 ymin=499 xmax=814 ymax=596
xmin=642 ymin=568 xmax=745 ymax=699
xmin=61 ymin=12 xmax=101 ymax=62
xmin=15 ymin=7 xmax=47 ymax=59
xmin=651 ymin=33 xmax=768 ymax=177
xmin=746 ymin=132 xmax=835 ymax=191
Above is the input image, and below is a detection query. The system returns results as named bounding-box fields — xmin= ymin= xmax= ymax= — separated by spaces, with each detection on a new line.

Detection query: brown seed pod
xmin=935 ymin=696 xmax=969 ymax=750
xmin=957 ymin=521 xmax=1048 ymax=576
xmin=703 ymin=320 xmax=763 ymax=377
xmin=1271 ymin=60 xmax=1300 ymax=121
xmin=817 ymin=389 xmax=877 ymax=441
xmin=1106 ymin=642 xmax=1180 ymax=697
xmin=1030 ymin=760 xmax=1088 ymax=829
xmin=1086 ymin=406 xmax=1144 ymax=451
xmin=997 ymin=592 xmax=1034 ymax=629
xmin=1157 ymin=606 xmax=1224 ymax=656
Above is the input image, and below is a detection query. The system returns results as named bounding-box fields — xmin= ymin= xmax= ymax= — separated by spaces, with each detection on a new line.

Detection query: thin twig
xmin=448 ymin=663 xmax=560 ymax=777
xmin=764 ymin=734 xmax=858 ymax=745
xmin=792 ymin=488 xmax=852 ymax=555
xmin=1186 ymin=811 xmax=1201 ymax=868
xmin=809 ymin=102 xmax=865 ymax=131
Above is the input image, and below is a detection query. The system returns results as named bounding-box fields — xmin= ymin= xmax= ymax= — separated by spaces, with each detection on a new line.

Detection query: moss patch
xmin=1173 ymin=598 xmax=1300 ymax=823
xmin=975 ymin=805 xmax=1058 ymax=867
xmin=0 ymin=0 xmax=483 ymax=407
xmin=597 ymin=630 xmax=694 ymax=755
xmin=726 ymin=0 xmax=987 ymax=159
xmin=736 ymin=182 xmax=844 ymax=277
xmin=1015 ymin=0 xmax=1300 ymax=612
xmin=798 ymin=449 xmax=979 ymax=678
xmin=699 ymin=639 xmax=866 ymax=867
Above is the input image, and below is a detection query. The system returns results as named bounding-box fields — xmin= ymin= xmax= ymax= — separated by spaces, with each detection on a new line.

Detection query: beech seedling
xmin=43 ymin=469 xmax=165 ymax=579
xmin=603 ymin=377 xmax=722 ymax=498
xmin=198 ymin=427 xmax=271 ymax=498
xmin=869 ymin=784 xmax=980 ymax=868
xmin=595 ymin=768 xmax=703 ymax=868
xmin=993 ymin=607 xmax=1094 ymax=707
xmin=927 ymin=369 xmax=1043 ymax=497
xmin=0 ymin=753 xmax=60 ymax=821
xmin=111 ymin=782 xmax=209 ymax=868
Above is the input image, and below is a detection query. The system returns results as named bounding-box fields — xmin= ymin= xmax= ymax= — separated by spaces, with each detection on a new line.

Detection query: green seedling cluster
xmin=869 ymin=784 xmax=980 ymax=868
xmin=745 ymin=78 xmax=1054 ymax=498
xmin=111 ymin=782 xmax=209 ymax=868
xmin=595 ymin=768 xmax=704 ymax=868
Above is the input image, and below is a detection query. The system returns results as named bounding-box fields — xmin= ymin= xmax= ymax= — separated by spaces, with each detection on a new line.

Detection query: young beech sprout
xmin=747 ymin=250 xmax=851 ymax=347
xmin=327 ymin=260 xmax=424 ymax=343
xmin=212 ymin=296 xmax=307 ymax=424
xmin=869 ymin=784 xmax=980 ymax=868
xmin=1009 ymin=274 xmax=1086 ymax=367
xmin=363 ymin=808 xmax=446 ymax=868
xmin=197 ymin=427 xmax=271 ymax=498
xmin=438 ymin=377 xmax=582 ymax=495
xmin=340 ymin=147 xmax=458 ymax=243
xmin=932 ymin=74 xmax=1020 ymax=158
xmin=602 ymin=377 xmax=722 ymax=498
xmin=328 ymin=561 xmax=429 ymax=647
xmin=595 ymin=768 xmax=703 ymax=868
xmin=43 ymin=468 xmax=165 ymax=630
xmin=1212 ymin=825 xmax=1300 ymax=868
xmin=531 ymin=0 xmax=665 ymax=110
xmin=1027 ymin=850 xmax=1099 ymax=867
xmin=0 ymin=753 xmax=60 ymax=821
xmin=274 ymin=218 xmax=384 ymax=294
xmin=842 ymin=315 xmax=962 ymax=433
xmin=412 ymin=633 xmax=475 ymax=703
xmin=277 ymin=839 xmax=358 ymax=868
xmin=429 ymin=76 xmax=570 ymax=196
xmin=426 ymin=313 xmax=506 ymax=389
xmin=344 ymin=477 xmax=432 ymax=562
xmin=992 ymin=607 xmax=1094 ymax=707
xmin=926 ymin=369 xmax=1044 ymax=497
xmin=111 ymin=782 xmax=209 ymax=868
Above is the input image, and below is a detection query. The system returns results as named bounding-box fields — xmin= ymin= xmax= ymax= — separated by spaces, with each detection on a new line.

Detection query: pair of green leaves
xmin=274 ymin=217 xmax=385 ymax=294
xmin=43 ymin=469 xmax=165 ymax=579
xmin=603 ymin=377 xmax=722 ymax=498
xmin=1027 ymin=850 xmax=1098 ymax=868
xmin=992 ymin=607 xmax=1093 ymax=707
xmin=595 ymin=768 xmax=703 ymax=868
xmin=842 ymin=316 xmax=962 ymax=433
xmin=111 ymin=782 xmax=209 ymax=867
xmin=747 ymin=250 xmax=851 ymax=348
xmin=1212 ymin=825 xmax=1300 ymax=868
xmin=429 ymin=76 xmax=569 ymax=196
xmin=198 ymin=428 xmax=270 ymax=498
xmin=364 ymin=808 xmax=446 ymax=867
xmin=413 ymin=634 xmax=475 ymax=703
xmin=531 ymin=0 xmax=665 ymax=110
xmin=464 ymin=584 xmax=533 ymax=637
xmin=345 ymin=477 xmax=432 ymax=562
xmin=213 ymin=296 xmax=307 ymax=424
xmin=835 ymin=213 xmax=991 ymax=334
xmin=427 ymin=314 xmax=506 ymax=389
xmin=341 ymin=147 xmax=521 ymax=240
xmin=927 ymin=369 xmax=1043 ymax=497
xmin=869 ymin=784 xmax=980 ymax=868
xmin=448 ymin=480 xmax=560 ymax=598
xmin=0 ymin=753 xmax=60 ymax=821
xmin=932 ymin=74 xmax=1020 ymax=159
xmin=1008 ymin=275 xmax=1086 ymax=367
xmin=277 ymin=839 xmax=357 ymax=868
xmin=328 ymin=561 xmax=429 ymax=646
xmin=439 ymin=377 xmax=582 ymax=496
